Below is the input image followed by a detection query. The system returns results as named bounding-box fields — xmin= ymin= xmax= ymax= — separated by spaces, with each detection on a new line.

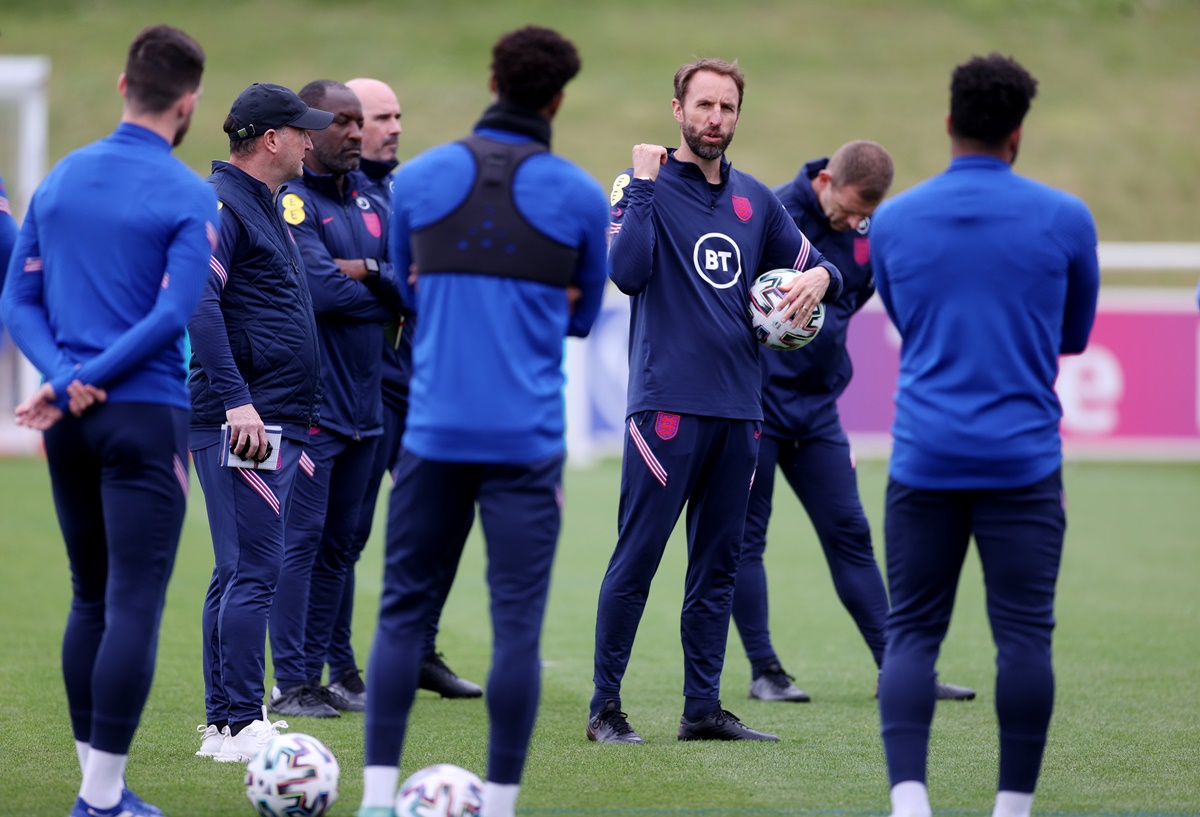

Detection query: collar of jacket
xmin=359 ymin=156 xmax=398 ymax=181
xmin=210 ymin=160 xmax=275 ymax=202
xmin=664 ymin=148 xmax=731 ymax=188
xmin=473 ymin=101 xmax=552 ymax=147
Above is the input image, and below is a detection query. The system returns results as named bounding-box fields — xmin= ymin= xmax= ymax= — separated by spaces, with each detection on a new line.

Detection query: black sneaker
xmin=324 ymin=669 xmax=367 ymax=712
xmin=419 ymin=652 xmax=483 ymax=699
xmin=874 ymin=672 xmax=978 ymax=702
xmin=268 ymin=684 xmax=340 ymax=718
xmin=586 ymin=699 xmax=645 ymax=744
xmin=678 ymin=704 xmax=779 ymax=741
xmin=748 ymin=662 xmax=811 ymax=703
xmin=935 ymin=680 xmax=977 ymax=701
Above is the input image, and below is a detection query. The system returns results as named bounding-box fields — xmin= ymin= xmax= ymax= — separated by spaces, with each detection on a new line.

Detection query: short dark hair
xmin=491 ymin=25 xmax=581 ymax=109
xmin=950 ymin=53 xmax=1038 ymax=147
xmin=224 ymin=115 xmax=261 ymax=156
xmin=123 ymin=25 xmax=205 ymax=115
xmin=827 ymin=140 xmax=894 ymax=205
xmin=298 ymin=79 xmax=345 ymax=111
xmin=674 ymin=58 xmax=745 ymax=112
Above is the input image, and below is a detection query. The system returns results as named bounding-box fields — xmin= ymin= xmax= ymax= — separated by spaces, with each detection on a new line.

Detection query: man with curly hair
xmin=356 ymin=25 xmax=609 ymax=817
xmin=870 ymin=53 xmax=1099 ymax=817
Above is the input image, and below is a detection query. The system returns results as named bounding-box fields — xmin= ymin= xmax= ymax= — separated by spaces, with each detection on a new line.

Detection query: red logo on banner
xmin=732 ymin=195 xmax=753 ymax=222
xmin=854 ymin=236 xmax=870 ymax=265
xmin=654 ymin=412 xmax=680 ymax=440
xmin=361 ymin=212 xmax=382 ymax=238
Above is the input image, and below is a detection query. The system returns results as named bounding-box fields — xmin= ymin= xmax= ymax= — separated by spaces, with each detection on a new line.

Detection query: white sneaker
xmin=213 ymin=707 xmax=289 ymax=763
xmin=196 ymin=723 xmax=224 ymax=757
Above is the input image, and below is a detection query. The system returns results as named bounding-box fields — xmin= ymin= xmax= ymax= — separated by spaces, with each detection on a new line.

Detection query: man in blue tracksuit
xmin=189 ymin=82 xmax=331 ymax=762
xmin=1 ymin=26 xmax=214 ymax=817
xmin=0 ymin=175 xmax=16 ymax=291
xmin=870 ymin=54 xmax=1099 ymax=817
xmin=328 ymin=77 xmax=481 ymax=707
xmin=730 ymin=142 xmax=976 ymax=705
xmin=267 ymin=80 xmax=405 ymax=719
xmin=357 ymin=26 xmax=609 ymax=817
xmin=590 ymin=58 xmax=843 ymax=744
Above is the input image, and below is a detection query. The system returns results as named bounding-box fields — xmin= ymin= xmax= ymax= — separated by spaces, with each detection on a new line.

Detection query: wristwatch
xmin=364 ymin=257 xmax=380 ymax=281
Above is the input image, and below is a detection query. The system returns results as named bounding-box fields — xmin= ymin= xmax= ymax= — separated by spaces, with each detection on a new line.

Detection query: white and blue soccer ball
xmin=395 ymin=763 xmax=484 ymax=817
xmin=748 ymin=268 xmax=825 ymax=351
xmin=244 ymin=733 xmax=339 ymax=817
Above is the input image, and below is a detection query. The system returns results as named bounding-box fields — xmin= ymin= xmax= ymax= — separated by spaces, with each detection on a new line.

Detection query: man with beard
xmin=189 ymin=81 xmax=332 ymax=761
xmin=266 ymin=79 xmax=405 ymax=719
xmin=589 ymin=58 xmax=843 ymax=743
xmin=1 ymin=25 xmax=215 ymax=814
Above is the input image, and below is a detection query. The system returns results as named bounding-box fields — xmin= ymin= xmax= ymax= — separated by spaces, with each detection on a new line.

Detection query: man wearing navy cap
xmin=188 ymin=81 xmax=334 ymax=762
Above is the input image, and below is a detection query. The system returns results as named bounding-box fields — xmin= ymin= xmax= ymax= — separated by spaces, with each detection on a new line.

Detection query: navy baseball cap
xmin=226 ymin=82 xmax=334 ymax=139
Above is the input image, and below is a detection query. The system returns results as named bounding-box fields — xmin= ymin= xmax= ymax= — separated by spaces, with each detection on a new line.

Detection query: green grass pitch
xmin=1 ymin=456 xmax=1197 ymax=815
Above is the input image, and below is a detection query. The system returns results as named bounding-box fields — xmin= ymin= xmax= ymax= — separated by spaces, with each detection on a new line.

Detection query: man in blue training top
xmin=268 ymin=79 xmax=412 ymax=719
xmin=870 ymin=53 xmax=1100 ymax=817
xmin=731 ymin=140 xmax=975 ymax=705
xmin=591 ymin=57 xmax=843 ymax=744
xmin=328 ymin=76 xmax=482 ymax=706
xmin=357 ymin=25 xmax=609 ymax=817
xmin=0 ymin=25 xmax=215 ymax=817
xmin=0 ymin=175 xmax=16 ymax=292
xmin=189 ymin=82 xmax=332 ymax=762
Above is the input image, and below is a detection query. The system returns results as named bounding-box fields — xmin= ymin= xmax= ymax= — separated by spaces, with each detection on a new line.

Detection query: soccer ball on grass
xmin=244 ymin=733 xmax=339 ymax=817
xmin=395 ymin=763 xmax=485 ymax=816
xmin=748 ymin=268 xmax=825 ymax=350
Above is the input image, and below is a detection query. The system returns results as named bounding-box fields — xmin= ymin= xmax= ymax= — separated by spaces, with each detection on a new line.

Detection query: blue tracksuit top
xmin=358 ymin=156 xmax=413 ymax=414
xmin=283 ymin=165 xmax=403 ymax=439
xmin=764 ymin=158 xmax=876 ymax=436
xmin=189 ymin=161 xmax=322 ymax=441
xmin=1 ymin=124 xmax=216 ymax=410
xmin=871 ymin=154 xmax=1100 ymax=489
xmin=390 ymin=126 xmax=610 ymax=463
xmin=609 ymin=150 xmax=843 ymax=422
xmin=0 ymin=175 xmax=17 ymax=300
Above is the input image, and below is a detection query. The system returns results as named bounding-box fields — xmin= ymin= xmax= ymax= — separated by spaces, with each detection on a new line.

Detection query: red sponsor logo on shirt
xmin=655 ymin=412 xmax=680 ymax=440
xmin=732 ymin=195 xmax=753 ymax=222
xmin=854 ymin=236 xmax=870 ymax=266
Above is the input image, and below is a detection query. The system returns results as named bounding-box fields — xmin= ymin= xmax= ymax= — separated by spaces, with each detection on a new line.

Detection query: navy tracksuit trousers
xmin=325 ymin=401 xmax=443 ymax=677
xmin=879 ymin=469 xmax=1065 ymax=793
xmin=364 ymin=450 xmax=563 ymax=784
xmin=193 ymin=428 xmax=301 ymax=726
xmin=732 ymin=412 xmax=888 ymax=675
xmin=47 ymin=403 xmax=190 ymax=753
xmin=272 ymin=426 xmax=378 ymax=690
xmin=592 ymin=411 xmax=758 ymax=717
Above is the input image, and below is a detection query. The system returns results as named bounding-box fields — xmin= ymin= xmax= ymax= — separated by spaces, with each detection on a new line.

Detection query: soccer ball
xmin=748 ymin=268 xmax=825 ymax=350
xmin=244 ymin=733 xmax=339 ymax=817
xmin=395 ymin=763 xmax=485 ymax=817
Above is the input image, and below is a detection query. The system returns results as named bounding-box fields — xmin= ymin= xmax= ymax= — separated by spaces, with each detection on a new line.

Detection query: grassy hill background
xmin=2 ymin=0 xmax=1198 ymax=260
xmin=2 ymin=3 xmax=1199 ymax=815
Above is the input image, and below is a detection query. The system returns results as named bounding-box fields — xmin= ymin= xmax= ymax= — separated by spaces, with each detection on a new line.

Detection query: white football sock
xmin=482 ymin=782 xmax=519 ymax=817
xmin=890 ymin=780 xmax=932 ymax=817
xmin=361 ymin=765 xmax=400 ymax=809
xmin=78 ymin=748 xmax=127 ymax=809
xmin=993 ymin=790 xmax=1034 ymax=817
xmin=75 ymin=740 xmax=90 ymax=775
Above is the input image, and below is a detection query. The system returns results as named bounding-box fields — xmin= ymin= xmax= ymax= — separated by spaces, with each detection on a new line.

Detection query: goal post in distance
xmin=0 ymin=55 xmax=50 ymax=454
